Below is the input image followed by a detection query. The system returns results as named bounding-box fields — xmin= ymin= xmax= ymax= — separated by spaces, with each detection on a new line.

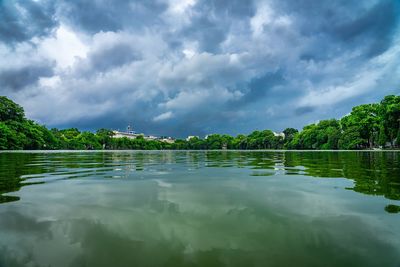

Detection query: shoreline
xmin=1 ymin=149 xmax=400 ymax=153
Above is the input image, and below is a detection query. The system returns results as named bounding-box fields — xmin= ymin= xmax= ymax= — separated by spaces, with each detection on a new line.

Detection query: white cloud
xmin=298 ymin=33 xmax=400 ymax=108
xmin=168 ymin=0 xmax=196 ymax=14
xmin=37 ymin=24 xmax=89 ymax=69
xmin=250 ymin=2 xmax=273 ymax=37
xmin=38 ymin=75 xmax=60 ymax=88
xmin=153 ymin=111 xmax=174 ymax=122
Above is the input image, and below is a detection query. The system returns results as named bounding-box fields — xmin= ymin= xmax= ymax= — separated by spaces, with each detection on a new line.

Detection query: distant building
xmin=159 ymin=137 xmax=175 ymax=144
xmin=113 ymin=130 xmax=142 ymax=139
xmin=127 ymin=125 xmax=135 ymax=134
xmin=112 ymin=125 xmax=175 ymax=143
xmin=113 ymin=125 xmax=142 ymax=139
xmin=145 ymin=135 xmax=157 ymax=141
xmin=273 ymin=132 xmax=285 ymax=138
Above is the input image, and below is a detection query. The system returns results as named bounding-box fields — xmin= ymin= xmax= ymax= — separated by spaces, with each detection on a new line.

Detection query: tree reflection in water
xmin=0 ymin=151 xmax=399 ymax=212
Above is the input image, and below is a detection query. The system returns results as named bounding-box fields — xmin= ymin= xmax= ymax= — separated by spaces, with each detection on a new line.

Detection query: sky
xmin=0 ymin=0 xmax=399 ymax=137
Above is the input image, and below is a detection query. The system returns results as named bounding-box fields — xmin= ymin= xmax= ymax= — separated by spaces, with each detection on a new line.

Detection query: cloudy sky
xmin=1 ymin=0 xmax=399 ymax=137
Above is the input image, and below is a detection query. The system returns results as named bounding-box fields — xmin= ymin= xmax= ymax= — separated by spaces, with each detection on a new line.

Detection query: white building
xmin=159 ymin=137 xmax=175 ymax=144
xmin=112 ymin=125 xmax=175 ymax=143
xmin=112 ymin=125 xmax=142 ymax=139
xmin=273 ymin=132 xmax=285 ymax=138
xmin=145 ymin=135 xmax=158 ymax=141
xmin=112 ymin=130 xmax=142 ymax=139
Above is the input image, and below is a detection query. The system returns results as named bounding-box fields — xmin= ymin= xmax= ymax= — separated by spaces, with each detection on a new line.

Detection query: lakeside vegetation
xmin=0 ymin=95 xmax=399 ymax=150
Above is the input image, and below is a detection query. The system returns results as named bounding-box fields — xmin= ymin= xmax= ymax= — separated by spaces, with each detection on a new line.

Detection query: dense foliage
xmin=0 ymin=95 xmax=399 ymax=150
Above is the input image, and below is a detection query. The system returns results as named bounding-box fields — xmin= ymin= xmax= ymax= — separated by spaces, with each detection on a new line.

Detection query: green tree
xmin=378 ymin=123 xmax=388 ymax=147
xmin=96 ymin=128 xmax=115 ymax=149
xmin=1 ymin=94 xmax=400 ymax=151
xmin=76 ymin=132 xmax=102 ymax=150
xmin=0 ymin=121 xmax=28 ymax=150
xmin=341 ymin=104 xmax=379 ymax=148
xmin=0 ymin=96 xmax=25 ymax=122
xmin=338 ymin=126 xmax=365 ymax=149
xmin=283 ymin=128 xmax=298 ymax=148
xmin=379 ymin=95 xmax=400 ymax=147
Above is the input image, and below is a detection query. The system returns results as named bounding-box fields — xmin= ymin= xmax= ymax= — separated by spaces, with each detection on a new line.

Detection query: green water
xmin=0 ymin=151 xmax=399 ymax=267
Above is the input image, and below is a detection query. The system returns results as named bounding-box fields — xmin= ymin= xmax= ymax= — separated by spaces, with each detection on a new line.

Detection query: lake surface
xmin=0 ymin=151 xmax=399 ymax=267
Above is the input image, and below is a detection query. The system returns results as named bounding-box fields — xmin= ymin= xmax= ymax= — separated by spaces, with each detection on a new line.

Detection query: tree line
xmin=0 ymin=95 xmax=399 ymax=150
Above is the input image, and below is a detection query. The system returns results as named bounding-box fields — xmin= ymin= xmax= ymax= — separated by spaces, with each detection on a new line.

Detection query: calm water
xmin=0 ymin=151 xmax=399 ymax=267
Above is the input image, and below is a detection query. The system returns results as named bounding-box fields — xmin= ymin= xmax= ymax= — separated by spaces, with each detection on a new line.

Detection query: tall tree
xmin=0 ymin=96 xmax=25 ymax=122
xmin=379 ymin=95 xmax=400 ymax=147
xmin=341 ymin=104 xmax=380 ymax=148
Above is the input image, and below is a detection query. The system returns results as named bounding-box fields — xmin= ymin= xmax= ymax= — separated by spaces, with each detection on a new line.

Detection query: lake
xmin=0 ymin=151 xmax=399 ymax=267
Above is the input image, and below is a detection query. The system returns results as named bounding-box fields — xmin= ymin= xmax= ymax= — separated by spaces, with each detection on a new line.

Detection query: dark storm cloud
xmin=181 ymin=0 xmax=256 ymax=53
xmin=181 ymin=15 xmax=227 ymax=53
xmin=236 ymin=71 xmax=285 ymax=105
xmin=0 ymin=63 xmax=54 ymax=91
xmin=295 ymin=106 xmax=315 ymax=116
xmin=334 ymin=1 xmax=396 ymax=40
xmin=187 ymin=0 xmax=256 ymax=20
xmin=88 ymin=43 xmax=141 ymax=73
xmin=332 ymin=0 xmax=399 ymax=57
xmin=1 ymin=0 xmax=400 ymax=136
xmin=0 ymin=0 xmax=57 ymax=45
xmin=272 ymin=0 xmax=399 ymax=58
xmin=57 ymin=0 xmax=168 ymax=33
